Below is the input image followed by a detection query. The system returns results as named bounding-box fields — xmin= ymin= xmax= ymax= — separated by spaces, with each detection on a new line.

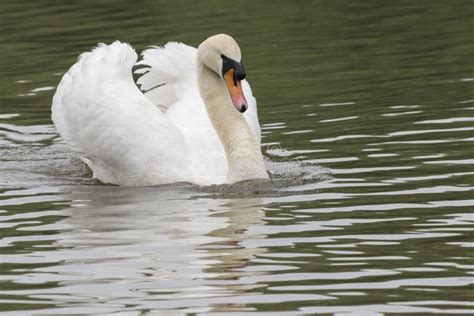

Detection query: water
xmin=1 ymin=1 xmax=473 ymax=314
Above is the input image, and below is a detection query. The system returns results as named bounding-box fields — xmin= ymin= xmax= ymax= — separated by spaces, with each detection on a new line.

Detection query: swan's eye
xmin=221 ymin=54 xmax=246 ymax=82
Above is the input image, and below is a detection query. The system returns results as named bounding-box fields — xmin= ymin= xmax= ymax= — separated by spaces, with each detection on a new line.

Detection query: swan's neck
xmin=198 ymin=64 xmax=268 ymax=183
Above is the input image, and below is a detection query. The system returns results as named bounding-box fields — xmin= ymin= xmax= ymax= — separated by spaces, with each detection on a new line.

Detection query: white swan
xmin=51 ymin=34 xmax=268 ymax=186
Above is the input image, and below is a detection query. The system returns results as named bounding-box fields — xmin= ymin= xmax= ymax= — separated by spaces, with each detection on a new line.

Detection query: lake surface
xmin=1 ymin=1 xmax=473 ymax=315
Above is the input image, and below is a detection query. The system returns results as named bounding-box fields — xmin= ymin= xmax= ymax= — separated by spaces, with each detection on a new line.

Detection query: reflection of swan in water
xmin=48 ymin=186 xmax=266 ymax=312
xmin=202 ymin=199 xmax=266 ymax=283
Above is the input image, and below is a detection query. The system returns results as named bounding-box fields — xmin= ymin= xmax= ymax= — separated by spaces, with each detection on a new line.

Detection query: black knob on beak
xmin=235 ymin=60 xmax=246 ymax=81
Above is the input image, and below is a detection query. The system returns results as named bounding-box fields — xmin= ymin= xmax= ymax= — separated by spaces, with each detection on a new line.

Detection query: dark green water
xmin=1 ymin=1 xmax=473 ymax=315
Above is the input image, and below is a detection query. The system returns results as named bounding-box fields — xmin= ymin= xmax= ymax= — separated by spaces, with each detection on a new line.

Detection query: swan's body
xmin=51 ymin=34 xmax=268 ymax=186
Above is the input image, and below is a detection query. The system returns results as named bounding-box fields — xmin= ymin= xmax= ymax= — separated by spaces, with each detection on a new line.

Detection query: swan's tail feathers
xmin=135 ymin=42 xmax=197 ymax=111
xmin=51 ymin=41 xmax=139 ymax=153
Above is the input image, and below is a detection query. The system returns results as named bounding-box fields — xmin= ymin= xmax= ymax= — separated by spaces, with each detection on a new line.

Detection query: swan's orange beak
xmin=224 ymin=68 xmax=248 ymax=113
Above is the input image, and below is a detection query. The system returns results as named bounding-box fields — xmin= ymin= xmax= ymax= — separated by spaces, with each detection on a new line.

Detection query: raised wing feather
xmin=51 ymin=41 xmax=186 ymax=186
xmin=135 ymin=42 xmax=197 ymax=112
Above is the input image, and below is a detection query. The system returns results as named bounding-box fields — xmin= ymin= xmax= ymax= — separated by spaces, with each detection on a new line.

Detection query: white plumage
xmin=52 ymin=38 xmax=263 ymax=186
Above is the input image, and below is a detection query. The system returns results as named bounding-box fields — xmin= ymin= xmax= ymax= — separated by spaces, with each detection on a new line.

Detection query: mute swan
xmin=51 ymin=34 xmax=268 ymax=186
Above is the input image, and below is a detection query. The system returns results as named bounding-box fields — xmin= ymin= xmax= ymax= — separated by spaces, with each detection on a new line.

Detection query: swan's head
xmin=198 ymin=34 xmax=248 ymax=113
